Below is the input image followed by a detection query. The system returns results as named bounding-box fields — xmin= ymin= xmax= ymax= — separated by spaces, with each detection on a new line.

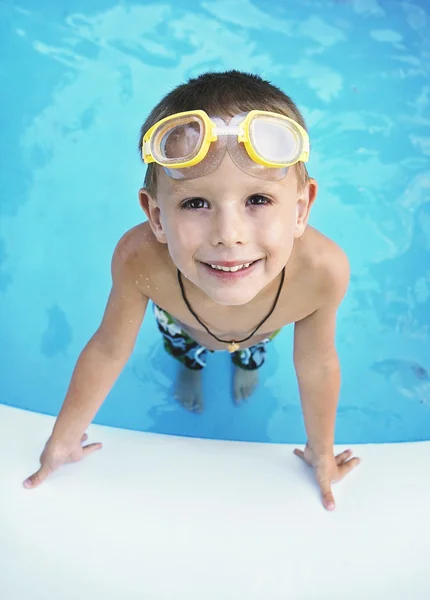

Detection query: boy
xmin=24 ymin=71 xmax=360 ymax=510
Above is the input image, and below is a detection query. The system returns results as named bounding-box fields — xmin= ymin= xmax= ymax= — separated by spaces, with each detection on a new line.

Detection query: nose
xmin=210 ymin=203 xmax=246 ymax=247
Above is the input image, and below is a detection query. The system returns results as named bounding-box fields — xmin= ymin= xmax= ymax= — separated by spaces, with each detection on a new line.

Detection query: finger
xmin=293 ymin=448 xmax=305 ymax=459
xmin=23 ymin=464 xmax=53 ymax=489
xmin=82 ymin=442 xmax=103 ymax=456
xmin=337 ymin=457 xmax=361 ymax=480
xmin=318 ymin=479 xmax=335 ymax=510
xmin=81 ymin=433 xmax=88 ymax=443
xmin=322 ymin=490 xmax=336 ymax=511
xmin=335 ymin=449 xmax=353 ymax=465
xmin=317 ymin=473 xmax=336 ymax=510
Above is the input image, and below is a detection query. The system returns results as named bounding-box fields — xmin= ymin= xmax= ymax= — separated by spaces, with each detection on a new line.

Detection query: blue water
xmin=1 ymin=0 xmax=429 ymax=443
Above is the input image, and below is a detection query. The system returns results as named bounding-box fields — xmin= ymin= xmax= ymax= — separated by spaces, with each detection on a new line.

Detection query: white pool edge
xmin=1 ymin=403 xmax=429 ymax=600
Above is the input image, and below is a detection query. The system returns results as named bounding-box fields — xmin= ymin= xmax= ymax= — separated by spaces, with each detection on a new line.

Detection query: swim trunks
xmin=153 ymin=303 xmax=280 ymax=371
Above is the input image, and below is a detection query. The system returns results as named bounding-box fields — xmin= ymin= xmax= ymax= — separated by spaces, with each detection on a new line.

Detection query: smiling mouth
xmin=203 ymin=260 xmax=259 ymax=272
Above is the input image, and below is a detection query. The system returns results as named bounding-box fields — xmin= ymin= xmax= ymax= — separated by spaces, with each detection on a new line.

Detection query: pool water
xmin=1 ymin=0 xmax=429 ymax=443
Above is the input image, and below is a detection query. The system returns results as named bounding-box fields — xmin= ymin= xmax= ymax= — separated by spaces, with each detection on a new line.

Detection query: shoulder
xmin=298 ymin=226 xmax=350 ymax=308
xmin=292 ymin=229 xmax=349 ymax=361
xmin=111 ymin=222 xmax=169 ymax=282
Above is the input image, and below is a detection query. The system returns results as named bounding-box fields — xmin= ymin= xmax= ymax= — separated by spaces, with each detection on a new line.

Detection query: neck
xmin=178 ymin=266 xmax=287 ymax=313
xmin=177 ymin=266 xmax=285 ymax=349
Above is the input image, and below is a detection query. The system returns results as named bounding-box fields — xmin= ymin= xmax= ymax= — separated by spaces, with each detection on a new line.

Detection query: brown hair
xmin=138 ymin=70 xmax=309 ymax=195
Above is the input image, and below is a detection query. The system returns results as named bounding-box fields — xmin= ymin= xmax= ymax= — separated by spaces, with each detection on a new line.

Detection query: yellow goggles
xmin=142 ymin=110 xmax=309 ymax=181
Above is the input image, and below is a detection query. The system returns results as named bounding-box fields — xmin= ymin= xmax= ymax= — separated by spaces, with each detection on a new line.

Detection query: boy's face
xmin=140 ymin=155 xmax=317 ymax=306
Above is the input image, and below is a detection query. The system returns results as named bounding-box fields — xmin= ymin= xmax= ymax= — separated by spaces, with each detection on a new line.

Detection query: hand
xmin=293 ymin=443 xmax=360 ymax=511
xmin=23 ymin=433 xmax=102 ymax=489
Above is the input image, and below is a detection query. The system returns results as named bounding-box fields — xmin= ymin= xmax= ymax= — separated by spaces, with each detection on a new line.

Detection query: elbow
xmin=89 ymin=331 xmax=135 ymax=362
xmin=294 ymin=352 xmax=340 ymax=381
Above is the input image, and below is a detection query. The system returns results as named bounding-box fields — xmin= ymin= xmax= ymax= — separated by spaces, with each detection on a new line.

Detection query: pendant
xmin=227 ymin=341 xmax=240 ymax=353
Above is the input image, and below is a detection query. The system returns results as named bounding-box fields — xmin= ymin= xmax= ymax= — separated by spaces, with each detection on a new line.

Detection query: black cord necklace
xmin=177 ymin=266 xmax=285 ymax=353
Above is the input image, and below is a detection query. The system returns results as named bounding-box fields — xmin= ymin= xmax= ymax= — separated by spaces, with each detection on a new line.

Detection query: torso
xmin=121 ymin=221 xmax=337 ymax=351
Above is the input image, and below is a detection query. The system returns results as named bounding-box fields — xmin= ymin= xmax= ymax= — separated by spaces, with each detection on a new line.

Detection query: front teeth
xmin=209 ymin=262 xmax=253 ymax=272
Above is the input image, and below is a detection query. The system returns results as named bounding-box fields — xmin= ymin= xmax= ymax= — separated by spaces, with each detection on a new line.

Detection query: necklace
xmin=177 ymin=266 xmax=285 ymax=353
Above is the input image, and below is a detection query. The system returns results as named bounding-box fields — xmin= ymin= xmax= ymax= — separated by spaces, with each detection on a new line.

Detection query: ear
xmin=138 ymin=188 xmax=167 ymax=244
xmin=294 ymin=178 xmax=318 ymax=238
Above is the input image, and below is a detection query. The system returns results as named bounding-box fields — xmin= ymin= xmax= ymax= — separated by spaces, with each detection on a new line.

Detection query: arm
xmin=293 ymin=249 xmax=349 ymax=454
xmin=24 ymin=234 xmax=149 ymax=488
xmin=293 ymin=250 xmax=360 ymax=510
xmin=50 ymin=237 xmax=149 ymax=444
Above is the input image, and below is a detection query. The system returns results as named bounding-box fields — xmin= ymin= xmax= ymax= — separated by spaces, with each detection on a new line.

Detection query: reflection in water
xmin=369 ymin=202 xmax=430 ymax=336
xmin=41 ymin=305 xmax=73 ymax=358
xmin=371 ymin=359 xmax=430 ymax=406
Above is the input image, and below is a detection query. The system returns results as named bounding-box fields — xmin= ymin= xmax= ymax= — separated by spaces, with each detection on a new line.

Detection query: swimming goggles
xmin=142 ymin=110 xmax=309 ymax=181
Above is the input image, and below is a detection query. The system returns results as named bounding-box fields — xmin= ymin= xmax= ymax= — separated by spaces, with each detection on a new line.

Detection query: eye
xmin=180 ymin=197 xmax=210 ymax=210
xmin=247 ymin=194 xmax=273 ymax=206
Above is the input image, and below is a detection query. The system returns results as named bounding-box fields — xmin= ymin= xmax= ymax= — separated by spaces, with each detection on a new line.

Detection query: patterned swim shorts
xmin=153 ymin=303 xmax=280 ymax=371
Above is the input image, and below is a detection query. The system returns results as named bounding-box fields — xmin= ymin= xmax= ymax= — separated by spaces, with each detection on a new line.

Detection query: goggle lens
xmin=154 ymin=117 xmax=204 ymax=164
xmin=250 ymin=116 xmax=300 ymax=164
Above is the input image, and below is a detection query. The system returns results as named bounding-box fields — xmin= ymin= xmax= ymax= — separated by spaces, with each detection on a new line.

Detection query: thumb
xmin=23 ymin=464 xmax=53 ymax=489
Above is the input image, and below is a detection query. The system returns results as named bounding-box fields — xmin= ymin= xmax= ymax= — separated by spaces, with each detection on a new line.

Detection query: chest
xmin=147 ymin=273 xmax=316 ymax=340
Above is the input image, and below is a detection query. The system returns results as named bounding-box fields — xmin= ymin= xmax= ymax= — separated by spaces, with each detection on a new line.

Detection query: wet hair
xmin=138 ymin=70 xmax=310 ymax=195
